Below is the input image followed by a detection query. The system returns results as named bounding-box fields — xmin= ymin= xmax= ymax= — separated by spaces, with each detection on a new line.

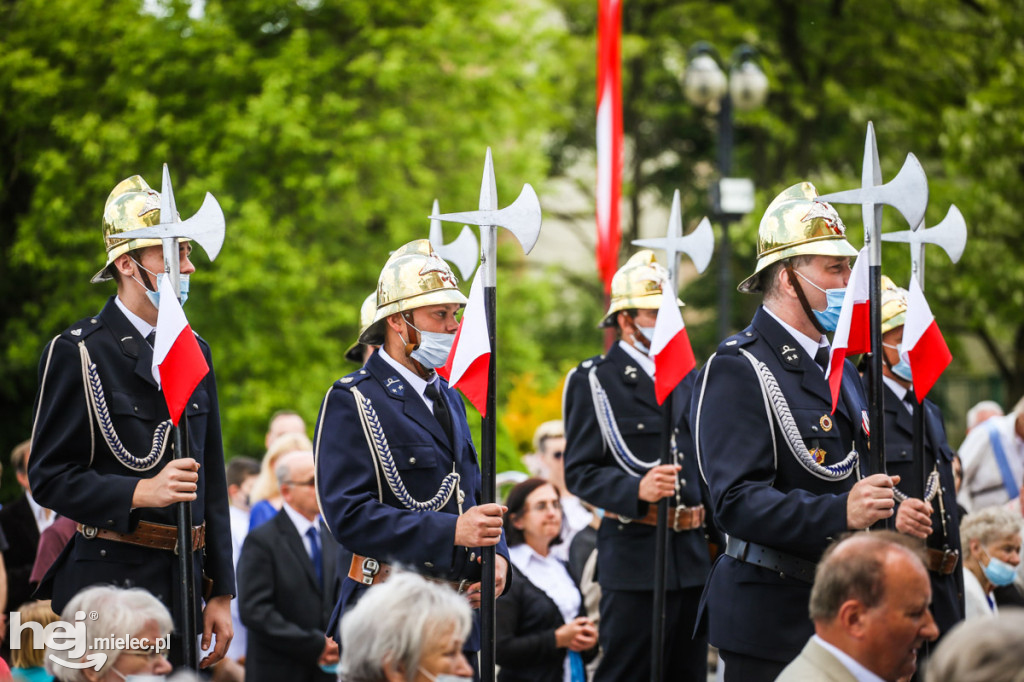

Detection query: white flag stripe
xmin=904 ymin=276 xmax=932 ymax=350
xmin=650 ymin=279 xmax=683 ymax=356
xmin=449 ymin=271 xmax=489 ymax=385
xmin=152 ymin=274 xmax=190 ymax=389
xmin=826 ymin=247 xmax=870 ymax=380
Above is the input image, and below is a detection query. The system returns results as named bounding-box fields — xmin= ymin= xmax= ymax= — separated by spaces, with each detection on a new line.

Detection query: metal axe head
xmin=816 ymin=153 xmax=929 ymax=231
xmin=429 ymin=183 xmax=542 ymax=256
xmin=881 ymin=204 xmax=967 ymax=264
xmin=633 ymin=189 xmax=715 ymax=277
xmin=429 ymin=199 xmax=480 ymax=280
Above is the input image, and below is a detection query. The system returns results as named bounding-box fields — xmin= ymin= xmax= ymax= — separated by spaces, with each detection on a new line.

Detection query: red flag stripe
xmin=160 ymin=326 xmax=209 ymax=425
xmin=654 ymin=328 xmax=696 ymax=405
xmin=907 ymin=320 xmax=951 ymax=401
xmin=596 ymin=0 xmax=622 ymax=292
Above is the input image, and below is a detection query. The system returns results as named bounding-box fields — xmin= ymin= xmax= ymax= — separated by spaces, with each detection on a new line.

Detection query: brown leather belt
xmin=926 ymin=547 xmax=959 ymax=576
xmin=606 ymin=504 xmax=706 ymax=532
xmin=349 ymin=554 xmax=471 ymax=593
xmin=78 ymin=521 xmax=206 ymax=554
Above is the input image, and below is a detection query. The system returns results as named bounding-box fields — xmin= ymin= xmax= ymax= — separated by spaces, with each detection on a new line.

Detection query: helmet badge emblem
xmin=419 ymin=253 xmax=459 ymax=288
xmin=137 ymin=190 xmax=161 ymax=218
xmin=801 ymin=202 xmax=845 ymax=235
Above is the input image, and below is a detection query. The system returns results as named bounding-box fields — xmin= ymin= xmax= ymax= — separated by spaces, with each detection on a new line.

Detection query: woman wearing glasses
xmin=497 ymin=478 xmax=598 ymax=682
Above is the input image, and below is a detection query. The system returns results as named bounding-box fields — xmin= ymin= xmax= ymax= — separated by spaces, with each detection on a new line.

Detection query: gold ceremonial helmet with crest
xmin=880 ymin=275 xmax=909 ymax=334
xmin=91 ymin=175 xmax=181 ymax=283
xmin=344 ymin=291 xmax=379 ymax=363
xmin=600 ymin=250 xmax=684 ymax=327
xmin=738 ymin=182 xmax=859 ymax=294
xmin=359 ymin=239 xmax=468 ymax=345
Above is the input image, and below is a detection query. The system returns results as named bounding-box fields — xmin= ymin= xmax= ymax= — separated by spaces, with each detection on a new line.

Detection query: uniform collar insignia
xmin=778 ymin=343 xmax=801 ymax=366
xmin=623 ymin=365 xmax=639 ymax=383
xmin=385 ymin=376 xmax=405 ymax=396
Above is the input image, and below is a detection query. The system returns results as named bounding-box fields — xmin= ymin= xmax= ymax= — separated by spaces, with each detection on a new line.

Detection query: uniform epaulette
xmin=577 ymin=353 xmax=606 ymax=371
xmin=336 ymin=368 xmax=371 ymax=388
xmin=61 ymin=315 xmax=104 ymax=342
xmin=716 ymin=329 xmax=757 ymax=355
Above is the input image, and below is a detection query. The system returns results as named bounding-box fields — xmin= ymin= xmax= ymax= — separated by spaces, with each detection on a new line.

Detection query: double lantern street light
xmin=682 ymin=42 xmax=769 ymax=341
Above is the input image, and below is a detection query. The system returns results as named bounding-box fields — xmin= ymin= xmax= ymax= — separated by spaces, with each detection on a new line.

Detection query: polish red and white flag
xmin=650 ymin=280 xmax=695 ymax=405
xmin=826 ymin=247 xmax=871 ymax=412
xmin=152 ymin=274 xmax=209 ymax=426
xmin=596 ymin=0 xmax=622 ymax=292
xmin=439 ymin=271 xmax=490 ymax=415
xmin=903 ymin=276 xmax=952 ymax=401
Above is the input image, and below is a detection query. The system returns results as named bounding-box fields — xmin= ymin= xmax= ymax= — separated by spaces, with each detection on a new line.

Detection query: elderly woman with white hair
xmin=47 ymin=585 xmax=173 ymax=681
xmin=339 ymin=572 xmax=474 ymax=682
xmin=960 ymin=505 xmax=1023 ymax=619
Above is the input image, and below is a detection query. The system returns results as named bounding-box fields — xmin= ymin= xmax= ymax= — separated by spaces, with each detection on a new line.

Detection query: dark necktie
xmin=814 ymin=345 xmax=830 ymax=372
xmin=306 ymin=525 xmax=323 ymax=587
xmin=425 ymin=381 xmax=454 ymax=444
xmin=146 ymin=330 xmax=156 ymax=348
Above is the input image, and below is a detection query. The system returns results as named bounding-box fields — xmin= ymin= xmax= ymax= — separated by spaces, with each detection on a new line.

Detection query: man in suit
xmin=690 ymin=183 xmax=897 ymax=681
xmin=777 ymin=532 xmax=939 ymax=682
xmin=873 ymin=276 xmax=964 ymax=643
xmin=563 ymin=251 xmax=719 ymax=682
xmin=28 ymin=175 xmax=234 ymax=669
xmin=314 ymin=239 xmax=510 ymax=668
xmin=239 ymin=450 xmax=340 ymax=681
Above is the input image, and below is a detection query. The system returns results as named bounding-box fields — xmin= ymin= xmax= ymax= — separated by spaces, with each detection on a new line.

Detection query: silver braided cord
xmin=79 ymin=342 xmax=170 ymax=472
xmin=351 ymin=386 xmax=462 ymax=512
xmin=588 ymin=368 xmax=657 ymax=478
xmin=738 ymin=349 xmax=858 ymax=481
xmin=894 ymin=469 xmax=941 ymax=503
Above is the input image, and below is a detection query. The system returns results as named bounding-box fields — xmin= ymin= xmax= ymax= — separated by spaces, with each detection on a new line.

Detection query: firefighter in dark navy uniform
xmin=690 ymin=183 xmax=898 ymax=682
xmin=562 ymin=251 xmax=720 ymax=682
xmin=28 ymin=175 xmax=235 ymax=669
xmin=314 ymin=239 xmax=510 ymax=671
xmin=874 ymin=276 xmax=964 ymax=642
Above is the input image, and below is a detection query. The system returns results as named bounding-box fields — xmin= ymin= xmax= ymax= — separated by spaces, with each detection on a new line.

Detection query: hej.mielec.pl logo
xmin=9 ymin=609 xmax=169 ymax=671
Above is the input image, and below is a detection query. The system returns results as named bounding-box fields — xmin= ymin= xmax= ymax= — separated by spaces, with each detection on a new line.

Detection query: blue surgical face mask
xmin=133 ymin=259 xmax=189 ymax=308
xmin=883 ymin=342 xmax=913 ymax=382
xmin=634 ymin=325 xmax=657 ymax=355
xmin=793 ymin=270 xmax=845 ymax=332
xmin=404 ymin=319 xmax=456 ymax=369
xmin=981 ymin=548 xmax=1018 ymax=587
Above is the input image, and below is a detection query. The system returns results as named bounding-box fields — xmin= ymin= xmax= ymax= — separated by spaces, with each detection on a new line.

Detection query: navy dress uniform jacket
xmin=563 ymin=343 xmax=720 ymax=592
xmin=877 ymin=383 xmax=964 ymax=634
xmin=28 ymin=297 xmax=235 ymax=625
xmin=690 ymin=306 xmax=869 ymax=664
xmin=238 ymin=510 xmax=340 ymax=682
xmin=314 ymin=351 xmax=509 ymax=650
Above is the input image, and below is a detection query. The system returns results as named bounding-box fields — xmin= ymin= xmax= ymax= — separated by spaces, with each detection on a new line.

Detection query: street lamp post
xmin=683 ymin=43 xmax=768 ymax=341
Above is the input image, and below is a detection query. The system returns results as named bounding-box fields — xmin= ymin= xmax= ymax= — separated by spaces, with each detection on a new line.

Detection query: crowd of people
xmin=1 ymin=174 xmax=1024 ymax=682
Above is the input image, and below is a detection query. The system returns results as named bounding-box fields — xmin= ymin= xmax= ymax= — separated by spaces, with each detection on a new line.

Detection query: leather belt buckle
xmin=81 ymin=525 xmax=98 ymax=539
xmin=672 ymin=506 xmax=684 ymax=533
xmin=361 ymin=557 xmax=381 ymax=585
xmin=940 ymin=548 xmax=959 ymax=575
xmin=455 ymin=579 xmax=469 ymax=594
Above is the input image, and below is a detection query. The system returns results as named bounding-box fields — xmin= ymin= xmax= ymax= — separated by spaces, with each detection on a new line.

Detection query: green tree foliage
xmin=0 ymin=0 xmax=578 ymax=475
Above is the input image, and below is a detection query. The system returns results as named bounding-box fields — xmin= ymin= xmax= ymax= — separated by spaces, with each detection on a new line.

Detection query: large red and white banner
xmin=596 ymin=0 xmax=622 ymax=292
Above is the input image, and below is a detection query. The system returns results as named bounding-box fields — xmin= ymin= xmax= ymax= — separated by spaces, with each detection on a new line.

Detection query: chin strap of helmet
xmin=785 ymin=263 xmax=827 ymax=336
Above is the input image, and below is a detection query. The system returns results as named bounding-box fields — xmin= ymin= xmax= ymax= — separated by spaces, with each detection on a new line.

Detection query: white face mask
xmin=404 ymin=319 xmax=456 ymax=369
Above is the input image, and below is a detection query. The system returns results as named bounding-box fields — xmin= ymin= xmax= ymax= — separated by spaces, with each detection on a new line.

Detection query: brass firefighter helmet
xmin=344 ymin=291 xmax=379 ymax=363
xmin=738 ymin=182 xmax=858 ymax=294
xmin=600 ymin=250 xmax=684 ymax=327
xmin=91 ymin=175 xmax=180 ymax=283
xmin=359 ymin=239 xmax=468 ymax=345
xmin=880 ymin=275 xmax=909 ymax=335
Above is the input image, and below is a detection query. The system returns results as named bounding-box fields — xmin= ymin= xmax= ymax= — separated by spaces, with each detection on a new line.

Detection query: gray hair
xmin=808 ymin=530 xmax=926 ymax=623
xmin=966 ymin=400 xmax=1004 ymax=430
xmin=960 ymin=506 xmax=1022 ymax=560
xmin=340 ymin=571 xmax=472 ymax=682
xmin=47 ymin=585 xmax=173 ymax=681
xmin=275 ymin=449 xmax=314 ymax=488
xmin=925 ymin=608 xmax=1024 ymax=681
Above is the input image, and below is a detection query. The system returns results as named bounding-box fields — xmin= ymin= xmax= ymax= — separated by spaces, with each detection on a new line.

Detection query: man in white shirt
xmin=958 ymin=396 xmax=1024 ymax=513
xmin=777 ymin=532 xmax=939 ymax=682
